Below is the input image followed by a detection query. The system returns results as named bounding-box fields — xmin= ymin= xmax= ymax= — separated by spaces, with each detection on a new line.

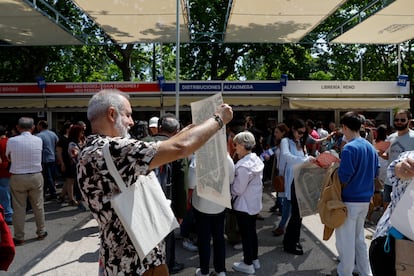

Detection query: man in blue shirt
xmin=36 ymin=120 xmax=59 ymax=200
xmin=336 ymin=111 xmax=378 ymax=276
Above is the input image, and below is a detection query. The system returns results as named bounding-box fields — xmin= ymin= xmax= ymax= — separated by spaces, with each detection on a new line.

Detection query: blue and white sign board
xmin=397 ymin=75 xmax=409 ymax=87
xmin=223 ymin=82 xmax=282 ymax=91
xmin=162 ymin=81 xmax=283 ymax=93
xmin=36 ymin=76 xmax=46 ymax=90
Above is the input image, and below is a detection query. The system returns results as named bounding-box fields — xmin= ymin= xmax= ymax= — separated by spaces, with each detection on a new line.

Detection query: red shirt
xmin=0 ymin=137 xmax=11 ymax=178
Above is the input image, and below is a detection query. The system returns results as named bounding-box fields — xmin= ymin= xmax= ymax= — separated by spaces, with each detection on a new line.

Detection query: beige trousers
xmin=10 ymin=173 xmax=45 ymax=240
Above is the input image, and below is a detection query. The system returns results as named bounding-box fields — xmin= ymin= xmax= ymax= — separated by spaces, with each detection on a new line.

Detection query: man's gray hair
xmin=18 ymin=117 xmax=34 ymax=130
xmin=87 ymin=89 xmax=129 ymax=122
xmin=158 ymin=113 xmax=180 ymax=134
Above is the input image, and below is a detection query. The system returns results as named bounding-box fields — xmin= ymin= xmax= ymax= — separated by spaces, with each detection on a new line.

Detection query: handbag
xmin=273 ymin=176 xmax=285 ymax=193
xmin=273 ymin=152 xmax=286 ymax=192
xmin=395 ymin=238 xmax=414 ymax=276
xmin=103 ymin=143 xmax=179 ymax=260
xmin=390 ymin=182 xmax=414 ymax=241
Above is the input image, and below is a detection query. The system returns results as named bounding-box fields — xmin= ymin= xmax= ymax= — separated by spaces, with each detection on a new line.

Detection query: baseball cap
xmin=149 ymin=116 xmax=159 ymax=128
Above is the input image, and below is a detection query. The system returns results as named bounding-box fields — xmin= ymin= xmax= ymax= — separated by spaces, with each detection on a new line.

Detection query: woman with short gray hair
xmin=232 ymin=131 xmax=256 ymax=151
xmin=231 ymin=131 xmax=264 ymax=274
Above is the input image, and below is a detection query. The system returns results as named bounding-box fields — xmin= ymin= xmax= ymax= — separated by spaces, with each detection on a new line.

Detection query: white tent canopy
xmin=332 ymin=0 xmax=414 ymax=44
xmin=225 ymin=0 xmax=346 ymax=43
xmin=73 ymin=0 xmax=190 ymax=43
xmin=0 ymin=0 xmax=82 ymax=45
xmin=2 ymin=0 xmax=414 ymax=45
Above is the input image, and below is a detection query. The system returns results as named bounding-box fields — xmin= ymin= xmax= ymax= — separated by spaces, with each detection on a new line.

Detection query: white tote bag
xmin=103 ymin=143 xmax=179 ymax=260
xmin=390 ymin=182 xmax=414 ymax=241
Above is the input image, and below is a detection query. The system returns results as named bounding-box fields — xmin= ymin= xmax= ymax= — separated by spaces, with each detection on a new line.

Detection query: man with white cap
xmin=142 ymin=116 xmax=159 ymax=142
xmin=149 ymin=116 xmax=159 ymax=136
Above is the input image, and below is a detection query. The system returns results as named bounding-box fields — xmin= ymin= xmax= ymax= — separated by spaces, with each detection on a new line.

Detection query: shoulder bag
xmin=273 ymin=144 xmax=290 ymax=193
xmin=390 ymin=182 xmax=414 ymax=241
xmin=395 ymin=238 xmax=414 ymax=276
xmin=103 ymin=143 xmax=179 ymax=260
xmin=273 ymin=157 xmax=286 ymax=193
xmin=388 ymin=182 xmax=414 ymax=275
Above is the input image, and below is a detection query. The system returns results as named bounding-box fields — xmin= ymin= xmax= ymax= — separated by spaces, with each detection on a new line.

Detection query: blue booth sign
xmin=223 ymin=82 xmax=282 ymax=91
xmin=162 ymin=81 xmax=283 ymax=92
xmin=163 ymin=82 xmax=222 ymax=92
xmin=280 ymin=74 xmax=288 ymax=86
xmin=36 ymin=76 xmax=46 ymax=89
xmin=397 ymin=75 xmax=408 ymax=87
xmin=181 ymin=82 xmax=222 ymax=92
xmin=157 ymin=75 xmax=165 ymax=90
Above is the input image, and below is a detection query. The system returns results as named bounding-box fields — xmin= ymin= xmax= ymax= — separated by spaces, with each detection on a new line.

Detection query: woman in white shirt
xmin=189 ymin=153 xmax=235 ymax=276
xmin=280 ymin=119 xmax=314 ymax=255
xmin=231 ymin=131 xmax=264 ymax=275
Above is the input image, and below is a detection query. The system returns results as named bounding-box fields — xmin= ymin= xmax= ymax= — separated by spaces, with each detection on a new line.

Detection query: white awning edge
xmin=288 ymin=97 xmax=410 ymax=110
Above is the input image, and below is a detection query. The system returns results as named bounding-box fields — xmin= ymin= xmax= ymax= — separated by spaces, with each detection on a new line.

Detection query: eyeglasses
xmin=297 ymin=130 xmax=305 ymax=135
xmin=394 ymin=118 xmax=407 ymax=123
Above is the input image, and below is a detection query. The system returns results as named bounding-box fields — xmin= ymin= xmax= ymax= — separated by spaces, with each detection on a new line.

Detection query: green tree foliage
xmin=44 ymin=46 xmax=113 ymax=82
xmin=237 ymin=44 xmax=315 ymax=80
xmin=0 ymin=47 xmax=55 ymax=82
xmin=0 ymin=0 xmax=413 ymax=84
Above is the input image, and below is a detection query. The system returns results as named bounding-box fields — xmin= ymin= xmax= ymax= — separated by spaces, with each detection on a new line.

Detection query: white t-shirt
xmin=385 ymin=129 xmax=414 ymax=185
xmin=189 ymin=154 xmax=235 ymax=214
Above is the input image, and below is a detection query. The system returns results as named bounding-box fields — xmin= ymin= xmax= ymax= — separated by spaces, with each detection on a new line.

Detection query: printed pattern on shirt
xmin=77 ymin=134 xmax=164 ymax=275
xmin=373 ymin=150 xmax=411 ymax=239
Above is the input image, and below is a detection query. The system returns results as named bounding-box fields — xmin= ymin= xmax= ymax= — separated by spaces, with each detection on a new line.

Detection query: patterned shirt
xmin=77 ymin=134 xmax=164 ymax=275
xmin=373 ymin=150 xmax=412 ymax=239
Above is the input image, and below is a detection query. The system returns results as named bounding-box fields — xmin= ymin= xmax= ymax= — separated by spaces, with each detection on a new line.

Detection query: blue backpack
xmin=155 ymin=163 xmax=172 ymax=200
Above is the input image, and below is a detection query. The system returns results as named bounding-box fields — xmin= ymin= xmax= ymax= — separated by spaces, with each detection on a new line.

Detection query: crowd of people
xmin=1 ymin=88 xmax=413 ymax=276
xmin=264 ymin=110 xmax=414 ymax=276
xmin=0 ymin=119 xmax=90 ymax=246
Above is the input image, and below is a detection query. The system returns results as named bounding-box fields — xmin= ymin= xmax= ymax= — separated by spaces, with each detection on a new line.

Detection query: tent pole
xmin=175 ymin=0 xmax=181 ymax=121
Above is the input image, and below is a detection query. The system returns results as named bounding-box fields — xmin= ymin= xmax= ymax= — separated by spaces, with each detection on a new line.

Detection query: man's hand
xmin=215 ymin=104 xmax=233 ymax=125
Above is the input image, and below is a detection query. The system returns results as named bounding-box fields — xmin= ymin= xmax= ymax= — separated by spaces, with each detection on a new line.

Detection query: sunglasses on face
xmin=297 ymin=130 xmax=305 ymax=135
xmin=394 ymin=118 xmax=407 ymax=123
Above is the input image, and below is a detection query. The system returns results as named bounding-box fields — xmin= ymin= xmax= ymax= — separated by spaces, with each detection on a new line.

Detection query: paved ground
xmin=1 ymin=182 xmax=379 ymax=276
